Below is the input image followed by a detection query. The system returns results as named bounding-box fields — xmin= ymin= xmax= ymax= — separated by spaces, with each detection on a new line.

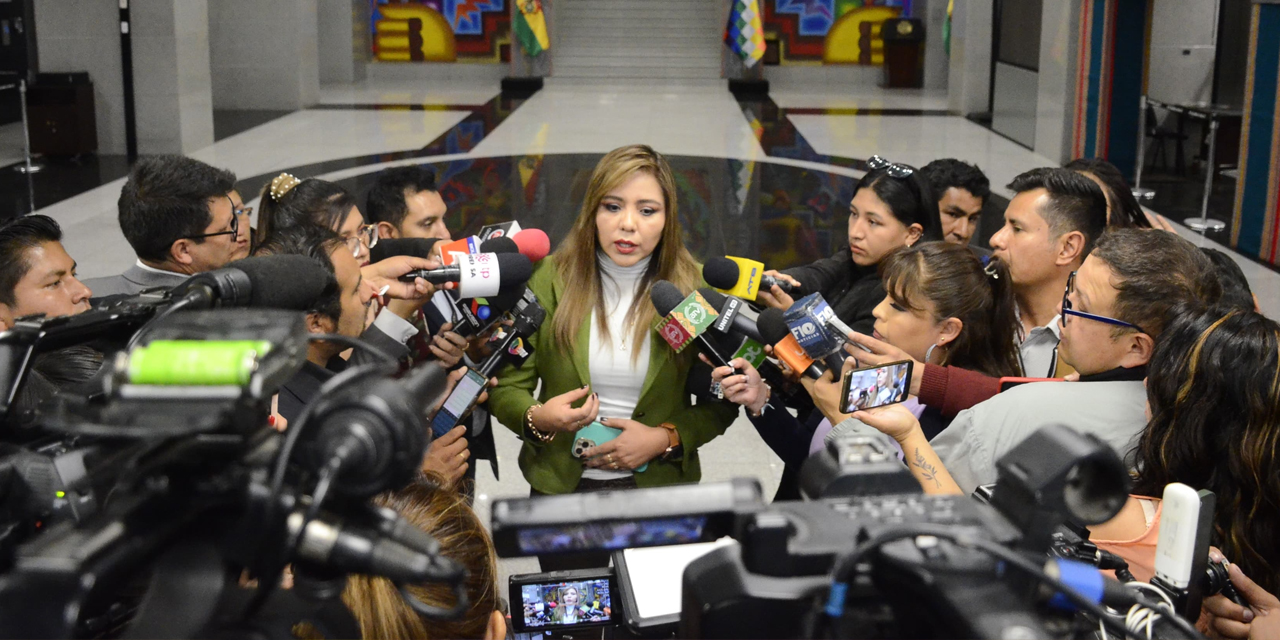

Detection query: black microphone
xmin=170 ymin=254 xmax=330 ymax=311
xmin=370 ymin=237 xmax=442 ymax=263
xmin=477 ymin=302 xmax=546 ymax=377
xmin=703 ymin=257 xmax=796 ymax=301
xmin=649 ymin=281 xmax=739 ymax=371
xmin=757 ymin=308 xmax=825 ymax=379
xmin=298 ymin=361 xmax=452 ymax=500
xmin=289 ymin=510 xmax=463 ymax=584
xmin=399 ymin=253 xmax=533 ymax=298
xmin=478 ymin=236 xmax=518 ymax=255
xmin=698 ymin=288 xmax=765 ymax=344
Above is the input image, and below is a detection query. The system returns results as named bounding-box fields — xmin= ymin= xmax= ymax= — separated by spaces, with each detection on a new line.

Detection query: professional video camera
xmin=492 ymin=425 xmax=1209 ymax=640
xmin=0 ymin=307 xmax=467 ymax=639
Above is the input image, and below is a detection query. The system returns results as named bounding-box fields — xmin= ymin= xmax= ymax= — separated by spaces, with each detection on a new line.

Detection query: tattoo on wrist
xmin=912 ymin=448 xmax=942 ymax=489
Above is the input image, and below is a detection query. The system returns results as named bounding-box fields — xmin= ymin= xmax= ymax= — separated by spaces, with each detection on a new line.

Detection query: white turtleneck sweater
xmin=582 ymin=252 xmax=652 ymax=480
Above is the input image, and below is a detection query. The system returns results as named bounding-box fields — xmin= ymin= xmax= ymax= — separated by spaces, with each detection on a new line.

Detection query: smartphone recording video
xmin=510 ymin=571 xmax=616 ymax=632
xmin=839 ymin=360 xmax=913 ymax=414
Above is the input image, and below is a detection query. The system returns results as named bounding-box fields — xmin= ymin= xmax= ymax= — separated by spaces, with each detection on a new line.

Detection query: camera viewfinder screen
xmin=519 ymin=579 xmax=613 ymax=628
xmin=841 ymin=361 xmax=911 ymax=413
xmin=516 ymin=516 xmax=708 ymax=554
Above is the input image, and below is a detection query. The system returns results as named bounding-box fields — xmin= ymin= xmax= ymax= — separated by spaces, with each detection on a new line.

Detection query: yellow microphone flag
xmin=722 ymin=256 xmax=766 ymax=300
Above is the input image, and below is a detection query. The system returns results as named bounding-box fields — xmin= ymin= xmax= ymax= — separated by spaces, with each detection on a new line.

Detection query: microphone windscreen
xmin=756 ymin=308 xmax=792 ymax=345
xmin=479 ymin=236 xmax=518 ymax=254
xmin=496 ymin=253 xmax=533 ymax=288
xmin=649 ymin=280 xmax=687 ymax=317
xmin=698 ymin=287 xmax=729 ymax=312
xmin=512 ymin=229 xmax=551 ymax=263
xmin=230 ymin=254 xmax=331 ymax=310
xmin=370 ymin=237 xmax=440 ymax=262
xmin=702 ymin=257 xmax=741 ymax=291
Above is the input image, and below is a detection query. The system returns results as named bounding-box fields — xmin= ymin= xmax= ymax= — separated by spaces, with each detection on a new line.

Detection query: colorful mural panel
xmin=763 ymin=0 xmax=908 ymax=65
xmin=372 ymin=0 xmax=510 ymax=63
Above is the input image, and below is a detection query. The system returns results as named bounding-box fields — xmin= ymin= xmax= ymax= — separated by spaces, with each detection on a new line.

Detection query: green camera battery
xmin=126 ymin=340 xmax=272 ymax=386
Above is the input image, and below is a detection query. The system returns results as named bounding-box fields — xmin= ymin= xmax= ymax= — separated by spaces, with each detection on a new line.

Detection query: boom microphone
xmin=369 ymin=237 xmax=441 ymax=263
xmin=171 ymin=255 xmax=331 ymax=311
xmin=649 ymin=281 xmax=738 ymax=370
xmin=703 ymin=257 xmax=795 ymax=301
xmin=757 ymin=308 xmax=824 ymax=379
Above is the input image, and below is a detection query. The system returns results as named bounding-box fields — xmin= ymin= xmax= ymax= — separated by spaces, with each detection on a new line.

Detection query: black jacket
xmin=781 ymin=246 xmax=885 ymax=334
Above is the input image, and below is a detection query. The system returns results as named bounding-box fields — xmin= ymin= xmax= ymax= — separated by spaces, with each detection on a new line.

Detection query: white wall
xmin=131 ymin=0 xmax=214 ymax=154
xmin=209 ymin=0 xmax=320 ymax=110
xmin=1033 ymin=0 xmax=1080 ymax=164
xmin=947 ymin=0 xmax=993 ymax=116
xmin=33 ymin=0 xmax=126 ymax=154
xmin=318 ymin=0 xmax=368 ymax=84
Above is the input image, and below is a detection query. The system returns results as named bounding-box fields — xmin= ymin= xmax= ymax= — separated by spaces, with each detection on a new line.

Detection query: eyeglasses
xmin=344 ymin=223 xmax=379 ymax=257
xmin=1060 ymin=271 xmax=1148 ymax=334
xmin=233 ymin=204 xmax=253 ymax=219
xmin=867 ymin=155 xmax=915 ymax=179
xmin=184 ymin=197 xmax=240 ymax=240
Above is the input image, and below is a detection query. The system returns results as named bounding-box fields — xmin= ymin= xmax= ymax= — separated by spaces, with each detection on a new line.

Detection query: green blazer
xmin=488 ymin=256 xmax=739 ymax=494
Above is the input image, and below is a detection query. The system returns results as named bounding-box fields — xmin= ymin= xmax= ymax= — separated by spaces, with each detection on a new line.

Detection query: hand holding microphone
xmin=756 ymin=271 xmax=799 ymax=311
xmin=702 ymin=257 xmax=799 ymax=310
xmin=701 ymin=354 xmax=770 ymax=415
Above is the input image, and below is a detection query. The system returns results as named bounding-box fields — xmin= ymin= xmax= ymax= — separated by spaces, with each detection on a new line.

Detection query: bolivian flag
xmin=514 ymin=0 xmax=550 ymax=57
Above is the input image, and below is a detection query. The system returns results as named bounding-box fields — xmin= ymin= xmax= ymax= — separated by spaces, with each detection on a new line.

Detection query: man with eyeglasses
xmin=84 ymin=155 xmax=243 ymax=297
xmin=928 ymin=228 xmax=1223 ymax=494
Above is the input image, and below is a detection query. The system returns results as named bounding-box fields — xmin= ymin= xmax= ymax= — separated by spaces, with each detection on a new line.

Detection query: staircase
xmin=551 ymin=0 xmax=726 ymax=85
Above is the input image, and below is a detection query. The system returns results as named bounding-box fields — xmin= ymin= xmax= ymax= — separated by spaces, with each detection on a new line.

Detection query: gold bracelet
xmin=525 ymin=403 xmax=554 ymax=443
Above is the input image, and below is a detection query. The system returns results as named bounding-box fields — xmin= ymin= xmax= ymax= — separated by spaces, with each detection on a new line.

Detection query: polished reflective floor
xmin=7 ymin=79 xmax=1279 ymax=585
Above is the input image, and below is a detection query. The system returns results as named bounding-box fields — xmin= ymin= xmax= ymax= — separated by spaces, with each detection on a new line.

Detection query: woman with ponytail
xmin=256 ymin=174 xmax=378 ymax=266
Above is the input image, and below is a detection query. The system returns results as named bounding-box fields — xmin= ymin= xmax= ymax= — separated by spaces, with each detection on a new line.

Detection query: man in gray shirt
xmin=930 ymin=228 xmax=1222 ymax=494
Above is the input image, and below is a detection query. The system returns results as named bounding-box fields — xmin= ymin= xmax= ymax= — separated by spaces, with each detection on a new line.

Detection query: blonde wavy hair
xmin=549 ymin=145 xmax=700 ymax=360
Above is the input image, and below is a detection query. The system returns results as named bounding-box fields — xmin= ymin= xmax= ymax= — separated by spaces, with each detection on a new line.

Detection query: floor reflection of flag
xmin=518 ymin=124 xmax=548 ymax=206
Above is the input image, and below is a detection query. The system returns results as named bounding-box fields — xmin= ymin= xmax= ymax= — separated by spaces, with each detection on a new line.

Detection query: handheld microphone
xmin=697 ymin=288 xmax=765 ymax=344
xmin=478 ymin=235 xmax=517 ymax=255
xmin=649 ymin=281 xmax=739 ymax=371
xmin=398 ymin=253 xmax=533 ymax=298
xmin=782 ymin=293 xmax=848 ymax=374
xmin=511 ymin=228 xmax=551 ymax=263
xmin=171 ymin=255 xmax=331 ymax=311
xmin=431 ymin=301 xmax=547 ymax=435
xmin=478 ymin=220 xmax=523 ymax=241
xmin=369 ymin=237 xmax=441 ymax=263
xmin=703 ymin=256 xmax=795 ymax=301
xmin=437 ymin=236 xmax=481 ymax=266
xmin=758 ymin=308 xmax=824 ymax=379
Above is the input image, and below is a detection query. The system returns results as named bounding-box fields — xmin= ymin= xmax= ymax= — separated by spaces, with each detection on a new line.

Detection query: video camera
xmin=493 ymin=425 xmax=1205 ymax=639
xmin=0 ymin=307 xmax=466 ymax=639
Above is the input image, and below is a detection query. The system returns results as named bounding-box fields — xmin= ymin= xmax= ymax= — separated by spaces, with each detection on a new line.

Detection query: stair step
xmin=562 ymin=47 xmax=721 ymax=58
xmin=555 ymin=67 xmax=720 ymax=79
xmin=557 ymin=57 xmax=720 ymax=69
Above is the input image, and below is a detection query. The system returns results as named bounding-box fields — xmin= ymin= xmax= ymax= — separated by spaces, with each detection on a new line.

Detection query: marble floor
xmin=7 ymin=78 xmax=1280 ymax=586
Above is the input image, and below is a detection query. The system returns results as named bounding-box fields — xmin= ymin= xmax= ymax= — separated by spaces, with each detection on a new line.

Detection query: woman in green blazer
xmin=488 ymin=145 xmax=738 ymax=498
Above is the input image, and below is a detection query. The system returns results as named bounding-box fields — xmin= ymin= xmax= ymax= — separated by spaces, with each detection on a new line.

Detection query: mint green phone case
xmin=572 ymin=421 xmax=649 ymax=473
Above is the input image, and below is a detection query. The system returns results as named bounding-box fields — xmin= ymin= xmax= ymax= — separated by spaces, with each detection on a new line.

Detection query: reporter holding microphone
xmin=758 ymin=156 xmax=943 ymax=332
xmin=488 ymin=145 xmax=737 ymax=569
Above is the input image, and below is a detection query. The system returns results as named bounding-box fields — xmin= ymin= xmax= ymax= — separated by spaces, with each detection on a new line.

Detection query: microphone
xmin=757 ymin=308 xmax=824 ymax=379
xmin=697 ymin=288 xmax=765 ymax=344
xmin=398 ymin=253 xmax=533 ymax=298
xmin=478 ymin=220 xmax=523 ymax=241
xmin=437 ymin=236 xmax=481 ymax=266
xmin=369 ymin=237 xmax=441 ymax=263
xmin=649 ymin=281 xmax=739 ymax=371
xmin=289 ymin=510 xmax=463 ymax=584
xmin=170 ymin=255 xmax=330 ymax=311
xmin=478 ymin=235 xmax=518 ymax=255
xmin=477 ymin=302 xmax=546 ymax=377
xmin=512 ymin=228 xmax=551 ymax=263
xmin=703 ymin=256 xmax=795 ymax=301
xmin=782 ymin=293 xmax=848 ymax=374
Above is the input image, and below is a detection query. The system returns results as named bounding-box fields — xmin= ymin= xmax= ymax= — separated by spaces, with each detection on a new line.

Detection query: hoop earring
xmin=924 ymin=343 xmax=938 ymax=364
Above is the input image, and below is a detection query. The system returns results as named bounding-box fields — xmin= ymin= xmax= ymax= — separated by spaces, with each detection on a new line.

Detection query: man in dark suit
xmin=84 ymin=156 xmax=244 ymax=297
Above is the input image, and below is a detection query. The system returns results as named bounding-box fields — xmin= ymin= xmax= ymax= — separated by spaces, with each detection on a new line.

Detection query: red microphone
xmin=512 ymin=229 xmax=550 ymax=263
